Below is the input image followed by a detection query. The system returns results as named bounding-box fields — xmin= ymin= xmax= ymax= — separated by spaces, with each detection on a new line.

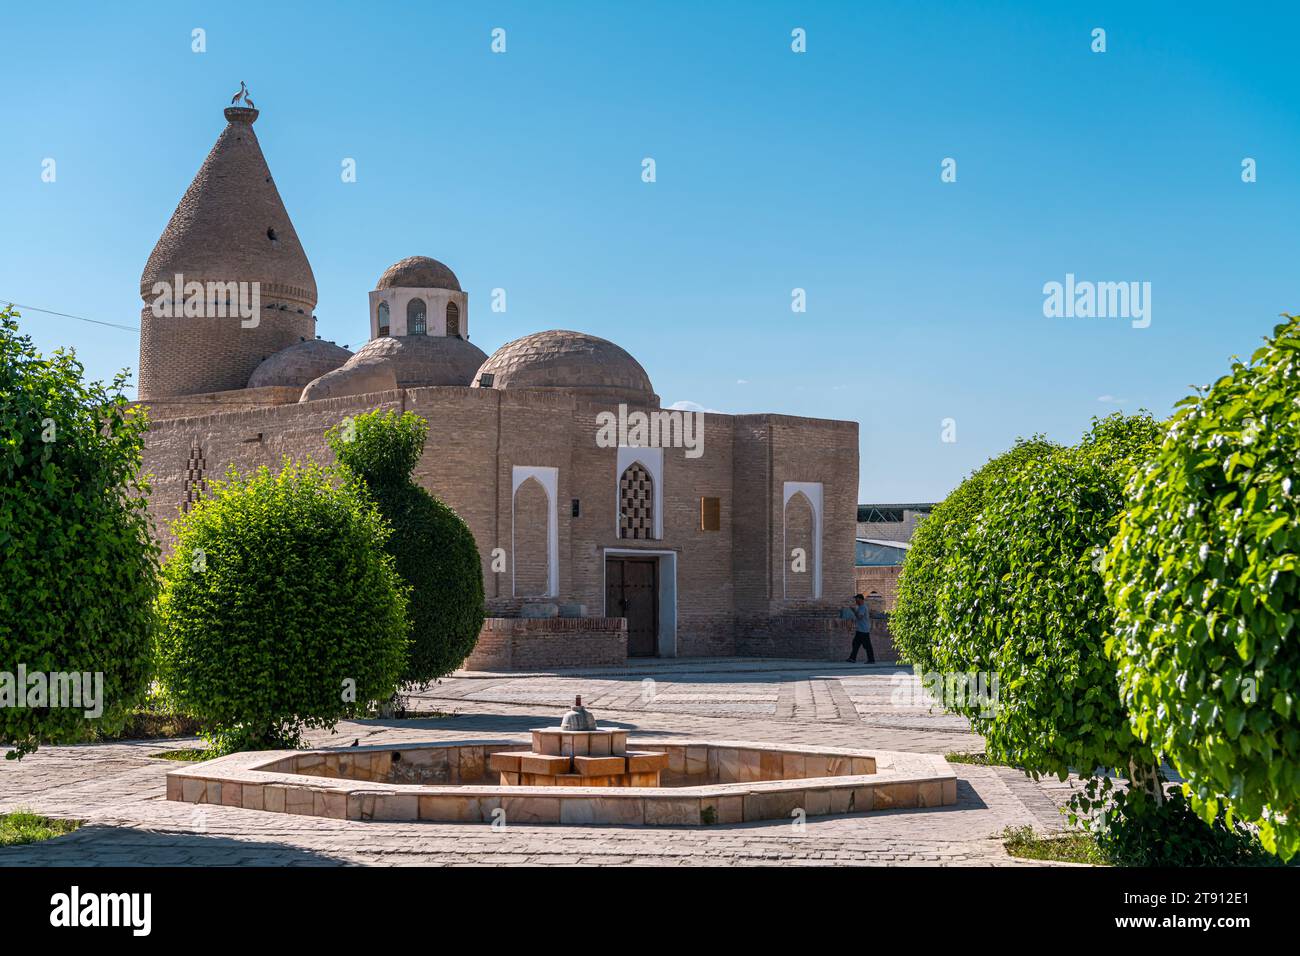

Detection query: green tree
xmin=155 ymin=461 xmax=409 ymax=752
xmin=327 ymin=410 xmax=484 ymax=685
xmin=1 ymin=307 xmax=159 ymax=758
xmin=1105 ymin=316 xmax=1300 ymax=861
xmin=892 ymin=437 xmax=1057 ymax=673
xmin=929 ymin=414 xmax=1162 ymax=804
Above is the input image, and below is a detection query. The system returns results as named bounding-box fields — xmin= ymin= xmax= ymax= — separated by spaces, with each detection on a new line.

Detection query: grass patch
xmin=945 ymin=751 xmax=1000 ymax=766
xmin=1002 ymin=826 xmax=1107 ymax=865
xmin=149 ymin=748 xmax=214 ymax=762
xmin=0 ymin=810 xmax=81 ymax=848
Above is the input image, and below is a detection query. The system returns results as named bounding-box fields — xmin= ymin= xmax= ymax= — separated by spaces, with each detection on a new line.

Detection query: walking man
xmin=846 ymin=593 xmax=875 ymax=663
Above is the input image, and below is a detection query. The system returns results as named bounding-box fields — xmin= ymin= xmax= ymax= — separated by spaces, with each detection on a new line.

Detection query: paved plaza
xmin=0 ymin=661 xmax=1080 ymax=866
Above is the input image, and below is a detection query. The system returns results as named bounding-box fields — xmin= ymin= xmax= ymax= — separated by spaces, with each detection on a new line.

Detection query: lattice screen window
xmin=182 ymin=442 xmax=207 ymax=513
xmin=446 ymin=301 xmax=460 ymax=338
xmin=619 ymin=462 xmax=654 ymax=539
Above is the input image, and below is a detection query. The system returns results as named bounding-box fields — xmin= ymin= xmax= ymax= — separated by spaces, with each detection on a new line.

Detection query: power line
xmin=3 ymin=301 xmax=139 ymax=333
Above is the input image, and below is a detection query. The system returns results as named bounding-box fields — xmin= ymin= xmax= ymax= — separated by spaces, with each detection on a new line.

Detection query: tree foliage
xmin=1105 ymin=316 xmax=1300 ymax=860
xmin=155 ymin=461 xmax=409 ymax=751
xmin=328 ymin=410 xmax=484 ymax=685
xmin=1 ymin=308 xmax=159 ymax=758
xmin=892 ymin=438 xmax=1057 ymax=673
xmin=928 ymin=414 xmax=1161 ymax=785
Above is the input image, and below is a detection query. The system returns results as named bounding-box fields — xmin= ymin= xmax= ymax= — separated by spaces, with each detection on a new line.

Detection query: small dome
xmin=376 ymin=256 xmax=461 ymax=292
xmin=473 ymin=330 xmax=657 ymax=405
xmin=248 ymin=339 xmax=352 ymax=389
xmin=300 ymin=361 xmax=398 ymax=403
xmin=349 ymin=335 xmax=488 ymax=388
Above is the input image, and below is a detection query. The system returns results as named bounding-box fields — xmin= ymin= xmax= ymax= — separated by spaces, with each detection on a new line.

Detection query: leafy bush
xmin=0 ymin=308 xmax=159 ymax=758
xmin=929 ymin=414 xmax=1161 ymax=787
xmin=328 ymin=410 xmax=484 ymax=685
xmin=1105 ymin=315 xmax=1300 ymax=861
xmin=892 ymin=438 xmax=1057 ymax=672
xmin=1096 ymin=788 xmax=1280 ymax=867
xmin=155 ymin=461 xmax=409 ymax=751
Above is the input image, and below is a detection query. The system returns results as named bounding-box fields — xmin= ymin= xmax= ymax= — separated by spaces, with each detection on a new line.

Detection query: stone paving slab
xmin=0 ymin=663 xmax=1073 ymax=866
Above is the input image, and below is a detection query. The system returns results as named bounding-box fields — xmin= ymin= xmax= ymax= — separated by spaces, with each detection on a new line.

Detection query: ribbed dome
xmin=376 ymin=256 xmax=461 ymax=292
xmin=248 ymin=339 xmax=352 ymax=389
xmin=473 ymin=330 xmax=658 ymax=405
xmin=348 ymin=334 xmax=488 ymax=388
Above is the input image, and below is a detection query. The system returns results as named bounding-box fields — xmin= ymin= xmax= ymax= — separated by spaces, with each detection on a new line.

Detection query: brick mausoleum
xmin=134 ymin=101 xmax=861 ymax=668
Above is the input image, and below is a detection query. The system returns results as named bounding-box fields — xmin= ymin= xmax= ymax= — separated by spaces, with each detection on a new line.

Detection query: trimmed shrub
xmin=0 ymin=308 xmax=159 ymax=758
xmin=892 ymin=438 xmax=1057 ymax=672
xmin=155 ymin=461 xmax=409 ymax=751
xmin=929 ymin=414 xmax=1162 ymax=788
xmin=1096 ymin=788 xmax=1280 ymax=867
xmin=1105 ymin=315 xmax=1300 ymax=861
xmin=328 ymin=410 xmax=484 ymax=685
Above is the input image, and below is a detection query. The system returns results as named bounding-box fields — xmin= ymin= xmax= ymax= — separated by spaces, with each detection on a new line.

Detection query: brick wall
xmin=464 ymin=617 xmax=628 ymax=671
xmin=855 ymin=565 xmax=902 ymax=610
xmin=137 ymin=385 xmax=301 ymax=422
xmin=139 ymin=384 xmax=861 ymax=662
xmin=512 ymin=476 xmax=550 ymax=597
xmin=735 ymin=613 xmax=857 ymax=660
xmin=783 ymin=492 xmax=816 ymax=600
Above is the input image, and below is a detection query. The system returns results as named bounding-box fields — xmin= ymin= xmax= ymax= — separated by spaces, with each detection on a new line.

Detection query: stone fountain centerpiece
xmin=487 ymin=696 xmax=669 ymax=787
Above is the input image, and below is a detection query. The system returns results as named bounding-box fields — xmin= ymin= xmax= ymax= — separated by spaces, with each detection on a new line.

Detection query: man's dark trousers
xmin=850 ymin=630 xmax=875 ymax=663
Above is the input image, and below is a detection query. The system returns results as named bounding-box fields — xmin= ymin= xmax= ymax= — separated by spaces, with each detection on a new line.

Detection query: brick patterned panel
xmin=618 ymin=462 xmax=654 ymax=540
xmin=181 ymin=442 xmax=207 ymax=513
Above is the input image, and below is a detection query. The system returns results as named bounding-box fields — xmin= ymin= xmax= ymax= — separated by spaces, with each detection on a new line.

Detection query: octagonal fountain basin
xmin=165 ymin=738 xmax=958 ymax=826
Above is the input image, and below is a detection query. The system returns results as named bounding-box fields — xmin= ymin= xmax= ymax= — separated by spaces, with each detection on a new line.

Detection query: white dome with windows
xmin=368 ymin=255 xmax=470 ymax=342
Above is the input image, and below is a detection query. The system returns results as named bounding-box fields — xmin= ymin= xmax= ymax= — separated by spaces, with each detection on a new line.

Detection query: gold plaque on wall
xmin=700 ymin=496 xmax=721 ymax=531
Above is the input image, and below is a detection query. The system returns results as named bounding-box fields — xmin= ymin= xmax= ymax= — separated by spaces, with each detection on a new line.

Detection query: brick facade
xmin=464 ymin=618 xmax=628 ymax=671
xmin=855 ymin=565 xmax=902 ymax=611
xmin=139 ymin=386 xmax=860 ymax=667
xmin=132 ymin=102 xmax=864 ymax=672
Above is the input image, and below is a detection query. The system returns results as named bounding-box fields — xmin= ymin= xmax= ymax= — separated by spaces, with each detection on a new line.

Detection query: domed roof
xmin=472 ymin=330 xmax=658 ymax=405
xmin=248 ymin=339 xmax=352 ymax=389
xmin=375 ymin=256 xmax=461 ymax=292
xmin=347 ymin=334 xmax=488 ymax=388
xmin=300 ymin=360 xmax=398 ymax=403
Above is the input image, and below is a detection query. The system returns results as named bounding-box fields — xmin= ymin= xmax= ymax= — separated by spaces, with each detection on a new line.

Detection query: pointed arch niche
xmin=782 ymin=481 xmax=823 ymax=599
xmin=614 ymin=446 xmax=663 ymax=540
xmin=511 ymin=465 xmax=558 ymax=598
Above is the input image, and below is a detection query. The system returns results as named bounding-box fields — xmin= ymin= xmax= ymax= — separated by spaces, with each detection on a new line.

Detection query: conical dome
xmin=137 ymin=103 xmax=317 ymax=400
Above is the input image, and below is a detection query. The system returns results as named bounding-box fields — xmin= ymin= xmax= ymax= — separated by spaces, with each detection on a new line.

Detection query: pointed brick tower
xmin=138 ymin=102 xmax=317 ymax=400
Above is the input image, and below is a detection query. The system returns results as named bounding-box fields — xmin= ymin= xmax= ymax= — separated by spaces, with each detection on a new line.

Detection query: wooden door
xmin=606 ymin=557 xmax=659 ymax=657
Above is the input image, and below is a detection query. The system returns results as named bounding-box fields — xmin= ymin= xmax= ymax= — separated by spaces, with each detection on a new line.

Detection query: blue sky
xmin=3 ymin=1 xmax=1297 ymax=501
